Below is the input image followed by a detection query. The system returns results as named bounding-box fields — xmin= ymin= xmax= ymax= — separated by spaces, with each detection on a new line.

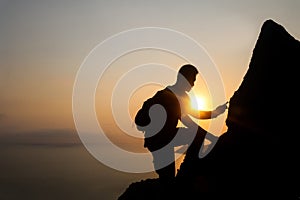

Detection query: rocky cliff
xmin=119 ymin=19 xmax=300 ymax=199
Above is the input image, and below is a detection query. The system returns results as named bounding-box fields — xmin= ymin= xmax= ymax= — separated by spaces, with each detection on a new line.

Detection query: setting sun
xmin=190 ymin=95 xmax=206 ymax=110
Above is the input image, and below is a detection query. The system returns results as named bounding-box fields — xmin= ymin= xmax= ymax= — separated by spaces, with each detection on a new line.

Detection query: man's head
xmin=176 ymin=64 xmax=199 ymax=92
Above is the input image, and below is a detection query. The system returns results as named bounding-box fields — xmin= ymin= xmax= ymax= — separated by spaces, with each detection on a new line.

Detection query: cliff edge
xmin=119 ymin=19 xmax=300 ymax=199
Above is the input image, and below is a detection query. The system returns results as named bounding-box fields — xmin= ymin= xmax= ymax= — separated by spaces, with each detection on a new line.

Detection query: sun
xmin=190 ymin=95 xmax=205 ymax=110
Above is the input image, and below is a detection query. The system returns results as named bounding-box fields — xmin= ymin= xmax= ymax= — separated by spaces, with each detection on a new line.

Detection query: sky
xmin=1 ymin=0 xmax=300 ymax=199
xmin=1 ymin=0 xmax=300 ymax=133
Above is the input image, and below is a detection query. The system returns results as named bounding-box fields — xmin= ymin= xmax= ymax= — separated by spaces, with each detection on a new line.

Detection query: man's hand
xmin=216 ymin=101 xmax=228 ymax=112
xmin=212 ymin=101 xmax=228 ymax=117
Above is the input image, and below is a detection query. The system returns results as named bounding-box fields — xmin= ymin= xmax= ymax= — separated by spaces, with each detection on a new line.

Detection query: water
xmin=0 ymin=142 xmax=156 ymax=200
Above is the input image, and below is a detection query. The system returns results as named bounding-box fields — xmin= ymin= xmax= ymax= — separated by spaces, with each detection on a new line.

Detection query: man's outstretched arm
xmin=188 ymin=101 xmax=228 ymax=119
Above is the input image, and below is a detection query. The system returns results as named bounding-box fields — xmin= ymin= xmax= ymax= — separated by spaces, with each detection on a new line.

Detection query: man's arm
xmin=188 ymin=101 xmax=228 ymax=119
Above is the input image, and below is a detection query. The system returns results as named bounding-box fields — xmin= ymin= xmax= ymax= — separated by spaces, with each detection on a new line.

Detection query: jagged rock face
xmin=209 ymin=19 xmax=300 ymax=195
xmin=226 ymin=19 xmax=300 ymax=135
xmin=177 ymin=19 xmax=300 ymax=196
xmin=119 ymin=20 xmax=300 ymax=199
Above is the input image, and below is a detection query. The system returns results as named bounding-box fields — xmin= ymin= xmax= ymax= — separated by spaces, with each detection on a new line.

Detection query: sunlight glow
xmin=190 ymin=95 xmax=206 ymax=110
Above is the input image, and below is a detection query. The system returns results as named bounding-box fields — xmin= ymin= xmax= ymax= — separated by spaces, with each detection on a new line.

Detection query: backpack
xmin=135 ymin=88 xmax=181 ymax=150
xmin=134 ymin=88 xmax=180 ymax=132
xmin=134 ymin=96 xmax=157 ymax=131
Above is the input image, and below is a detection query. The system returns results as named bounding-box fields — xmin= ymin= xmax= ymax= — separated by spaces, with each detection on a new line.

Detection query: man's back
xmin=142 ymin=87 xmax=181 ymax=151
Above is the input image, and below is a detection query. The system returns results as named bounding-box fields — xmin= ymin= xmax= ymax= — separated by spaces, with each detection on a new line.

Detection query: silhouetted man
xmin=135 ymin=64 xmax=227 ymax=183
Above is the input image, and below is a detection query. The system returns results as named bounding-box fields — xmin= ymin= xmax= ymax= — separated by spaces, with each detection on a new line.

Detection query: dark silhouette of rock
xmin=118 ymin=19 xmax=300 ymax=199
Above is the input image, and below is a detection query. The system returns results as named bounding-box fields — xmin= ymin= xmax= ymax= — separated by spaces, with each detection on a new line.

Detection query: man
xmin=135 ymin=64 xmax=227 ymax=183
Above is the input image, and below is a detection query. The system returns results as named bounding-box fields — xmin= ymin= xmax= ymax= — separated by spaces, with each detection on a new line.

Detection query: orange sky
xmin=1 ymin=1 xmax=300 ymax=136
xmin=1 ymin=2 xmax=300 ymax=198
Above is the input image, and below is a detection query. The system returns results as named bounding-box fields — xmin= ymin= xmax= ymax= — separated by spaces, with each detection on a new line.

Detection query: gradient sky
xmin=1 ymin=0 xmax=300 ymax=134
xmin=1 ymin=1 xmax=300 ymax=199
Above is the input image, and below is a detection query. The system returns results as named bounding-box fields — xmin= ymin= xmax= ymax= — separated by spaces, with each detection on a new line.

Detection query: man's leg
xmin=176 ymin=126 xmax=207 ymax=179
xmin=155 ymin=161 xmax=175 ymax=183
xmin=185 ymin=126 xmax=207 ymax=160
xmin=150 ymin=146 xmax=176 ymax=183
xmin=173 ymin=127 xmax=207 ymax=158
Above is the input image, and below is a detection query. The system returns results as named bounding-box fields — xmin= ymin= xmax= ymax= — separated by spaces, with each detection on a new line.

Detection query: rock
xmin=119 ymin=19 xmax=300 ymax=199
